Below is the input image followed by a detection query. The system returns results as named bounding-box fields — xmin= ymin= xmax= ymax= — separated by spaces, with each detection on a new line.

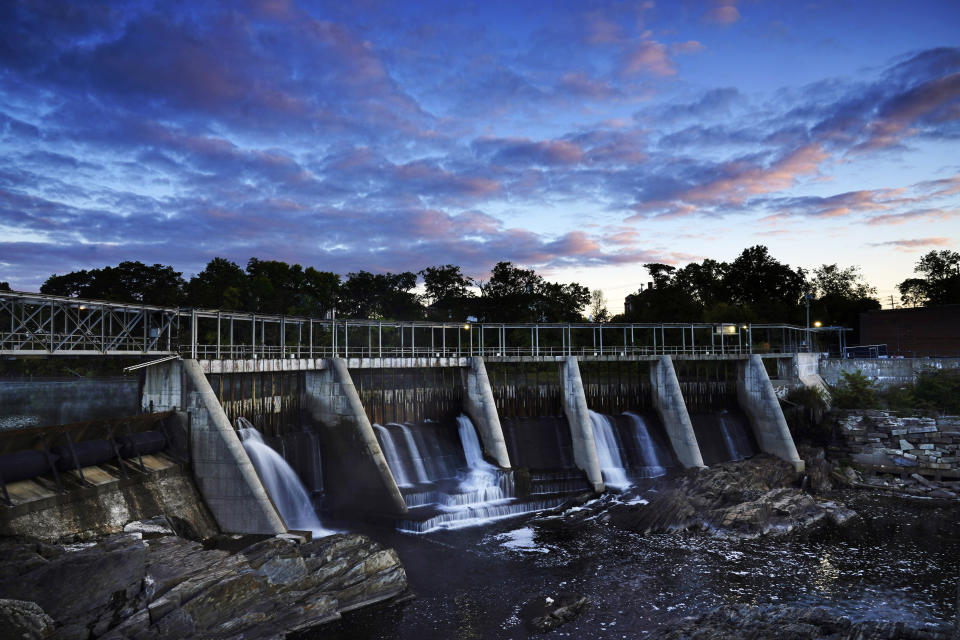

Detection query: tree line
xmin=5 ymin=246 xmax=957 ymax=329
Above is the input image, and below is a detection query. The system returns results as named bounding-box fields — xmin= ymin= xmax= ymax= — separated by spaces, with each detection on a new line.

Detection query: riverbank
xmin=0 ymin=521 xmax=408 ymax=640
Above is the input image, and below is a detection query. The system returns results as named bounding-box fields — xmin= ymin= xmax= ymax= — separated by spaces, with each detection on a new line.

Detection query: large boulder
xmin=0 ymin=599 xmax=57 ymax=640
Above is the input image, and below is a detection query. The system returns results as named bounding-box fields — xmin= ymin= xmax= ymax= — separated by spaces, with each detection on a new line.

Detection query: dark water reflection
xmin=309 ymin=492 xmax=959 ymax=639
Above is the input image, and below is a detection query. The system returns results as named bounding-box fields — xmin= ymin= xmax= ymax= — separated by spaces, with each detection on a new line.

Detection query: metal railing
xmin=0 ymin=290 xmax=850 ymax=359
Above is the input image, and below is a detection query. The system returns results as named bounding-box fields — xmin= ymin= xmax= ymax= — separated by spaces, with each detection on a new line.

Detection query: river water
xmin=310 ymin=491 xmax=959 ymax=639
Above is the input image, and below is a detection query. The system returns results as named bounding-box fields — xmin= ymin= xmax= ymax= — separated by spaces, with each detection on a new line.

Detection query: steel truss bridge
xmin=0 ymin=291 xmax=849 ymax=359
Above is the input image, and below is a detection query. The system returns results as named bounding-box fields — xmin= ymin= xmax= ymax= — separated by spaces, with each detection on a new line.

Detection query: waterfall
xmin=718 ymin=411 xmax=753 ymax=461
xmin=373 ymin=424 xmax=413 ymax=487
xmin=457 ymin=415 xmax=487 ymax=469
xmin=624 ymin=412 xmax=669 ymax=478
xmin=236 ymin=419 xmax=331 ymax=537
xmin=393 ymin=423 xmax=431 ymax=483
xmin=588 ymin=411 xmax=630 ymax=489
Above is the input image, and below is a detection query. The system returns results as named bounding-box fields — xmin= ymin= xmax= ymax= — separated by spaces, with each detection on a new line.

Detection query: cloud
xmin=867 ymin=237 xmax=952 ymax=250
xmin=704 ymin=3 xmax=741 ymax=25
xmin=623 ymin=38 xmax=675 ymax=76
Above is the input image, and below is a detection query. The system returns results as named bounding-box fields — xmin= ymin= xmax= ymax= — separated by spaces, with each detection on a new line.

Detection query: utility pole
xmin=888 ymin=294 xmax=896 ymax=310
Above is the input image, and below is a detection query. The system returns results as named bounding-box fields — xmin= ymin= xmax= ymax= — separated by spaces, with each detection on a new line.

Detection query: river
xmin=307 ymin=492 xmax=959 ymax=639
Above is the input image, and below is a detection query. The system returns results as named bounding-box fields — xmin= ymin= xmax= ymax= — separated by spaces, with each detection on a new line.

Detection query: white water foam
xmin=624 ymin=411 xmax=670 ymax=478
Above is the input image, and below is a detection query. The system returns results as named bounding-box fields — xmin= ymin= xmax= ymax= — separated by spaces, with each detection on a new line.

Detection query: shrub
xmin=912 ymin=370 xmax=960 ymax=414
xmin=830 ymin=370 xmax=878 ymax=410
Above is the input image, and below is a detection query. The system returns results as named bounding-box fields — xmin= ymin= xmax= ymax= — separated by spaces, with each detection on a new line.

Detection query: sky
xmin=1 ymin=0 xmax=959 ymax=313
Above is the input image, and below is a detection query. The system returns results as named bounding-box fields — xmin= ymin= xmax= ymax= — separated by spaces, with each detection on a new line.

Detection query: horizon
xmin=1 ymin=1 xmax=959 ymax=314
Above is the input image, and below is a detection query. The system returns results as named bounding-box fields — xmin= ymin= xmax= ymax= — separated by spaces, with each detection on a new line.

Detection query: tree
xmin=589 ymin=289 xmax=609 ymax=322
xmin=808 ymin=264 xmax=880 ymax=336
xmin=40 ymin=262 xmax=185 ymax=306
xmin=897 ymin=250 xmax=960 ymax=307
xmin=186 ymin=258 xmax=248 ymax=310
xmin=420 ymin=265 xmax=475 ymax=320
xmin=339 ymin=271 xmax=421 ymax=319
xmin=478 ymin=262 xmax=590 ymax=322
xmin=722 ymin=245 xmax=806 ymax=322
xmin=0 ymin=282 xmax=10 ymax=291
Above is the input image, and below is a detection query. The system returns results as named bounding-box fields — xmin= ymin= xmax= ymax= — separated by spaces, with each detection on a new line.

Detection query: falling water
xmin=236 ymin=418 xmax=332 ymax=537
xmin=373 ymin=424 xmax=413 ymax=487
xmin=393 ymin=423 xmax=431 ymax=483
xmin=399 ymin=415 xmax=566 ymax=533
xmin=624 ymin=412 xmax=670 ymax=478
xmin=718 ymin=411 xmax=753 ymax=461
xmin=588 ymin=411 xmax=631 ymax=489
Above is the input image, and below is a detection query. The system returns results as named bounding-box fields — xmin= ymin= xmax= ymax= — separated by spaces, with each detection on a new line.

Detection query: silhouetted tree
xmin=186 ymin=258 xmax=248 ymax=310
xmin=41 ymin=262 xmax=185 ymax=306
xmin=420 ymin=264 xmax=475 ymax=320
xmin=897 ymin=250 xmax=960 ymax=307
xmin=339 ymin=271 xmax=420 ymax=319
xmin=808 ymin=264 xmax=879 ymax=334
xmin=0 ymin=281 xmax=11 ymax=291
xmin=478 ymin=262 xmax=589 ymax=322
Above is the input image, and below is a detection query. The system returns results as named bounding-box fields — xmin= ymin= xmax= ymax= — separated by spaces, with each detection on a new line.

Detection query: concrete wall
xmin=737 ymin=355 xmax=804 ymax=472
xmin=649 ymin=356 xmax=704 ymax=468
xmin=559 ymin=357 xmax=604 ymax=493
xmin=461 ymin=357 xmax=511 ymax=468
xmin=303 ymin=359 xmax=407 ymax=515
xmin=147 ymin=359 xmax=288 ymax=535
xmin=1 ymin=378 xmax=140 ymax=430
xmin=820 ymin=357 xmax=960 ymax=389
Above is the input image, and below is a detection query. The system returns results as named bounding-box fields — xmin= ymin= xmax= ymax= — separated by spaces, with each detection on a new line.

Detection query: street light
xmin=813 ymin=321 xmax=822 ymax=328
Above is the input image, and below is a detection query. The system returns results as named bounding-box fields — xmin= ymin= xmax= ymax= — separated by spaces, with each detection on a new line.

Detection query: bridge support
xmin=650 ymin=356 xmax=705 ymax=469
xmin=303 ymin=359 xmax=407 ymax=515
xmin=737 ymin=355 xmax=804 ymax=472
xmin=560 ymin=357 xmax=604 ymax=493
xmin=461 ymin=357 xmax=511 ymax=468
xmin=155 ymin=360 xmax=289 ymax=535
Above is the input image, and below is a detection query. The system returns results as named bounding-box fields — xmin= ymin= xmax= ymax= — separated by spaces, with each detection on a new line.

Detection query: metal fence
xmin=0 ymin=291 xmax=849 ymax=359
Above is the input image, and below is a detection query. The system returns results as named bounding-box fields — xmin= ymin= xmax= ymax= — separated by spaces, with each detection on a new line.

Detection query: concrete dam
xmin=0 ymin=291 xmax=814 ymax=541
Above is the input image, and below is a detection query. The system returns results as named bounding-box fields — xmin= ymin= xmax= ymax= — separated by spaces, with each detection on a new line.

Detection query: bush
xmin=912 ymin=370 xmax=960 ymax=414
xmin=830 ymin=370 xmax=878 ymax=410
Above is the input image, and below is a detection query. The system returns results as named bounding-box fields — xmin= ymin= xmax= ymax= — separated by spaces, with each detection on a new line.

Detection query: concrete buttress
xmin=560 ymin=357 xmax=605 ymax=493
xmin=461 ymin=357 xmax=512 ymax=468
xmin=303 ymin=359 xmax=408 ymax=515
xmin=650 ymin=356 xmax=705 ymax=468
xmin=180 ymin=359 xmax=287 ymax=535
xmin=737 ymin=355 xmax=804 ymax=472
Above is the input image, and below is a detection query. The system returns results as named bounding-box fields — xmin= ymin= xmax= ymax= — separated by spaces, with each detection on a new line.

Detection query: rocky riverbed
xmin=534 ymin=453 xmax=856 ymax=538
xmin=0 ymin=520 xmax=408 ymax=640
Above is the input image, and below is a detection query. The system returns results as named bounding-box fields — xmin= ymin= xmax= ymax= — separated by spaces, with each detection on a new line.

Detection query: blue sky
xmin=1 ymin=0 xmax=959 ymax=311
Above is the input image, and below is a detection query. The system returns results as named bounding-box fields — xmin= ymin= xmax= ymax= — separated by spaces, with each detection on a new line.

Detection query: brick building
xmin=859 ymin=305 xmax=960 ymax=356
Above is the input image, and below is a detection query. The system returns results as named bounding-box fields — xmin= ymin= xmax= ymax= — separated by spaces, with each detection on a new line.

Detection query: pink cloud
xmin=704 ymin=3 xmax=741 ymax=25
xmin=559 ymin=72 xmax=619 ymax=99
xmin=623 ymin=39 xmax=675 ymax=76
xmin=867 ymin=237 xmax=952 ymax=251
xmin=671 ymin=41 xmax=706 ymax=55
xmin=866 ymin=208 xmax=960 ymax=225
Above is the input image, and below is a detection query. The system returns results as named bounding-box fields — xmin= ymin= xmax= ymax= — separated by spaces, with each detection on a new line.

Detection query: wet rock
xmin=0 ymin=532 xmax=409 ymax=639
xmin=124 ymin=516 xmax=176 ymax=538
xmin=648 ymin=603 xmax=953 ymax=639
xmin=521 ymin=594 xmax=590 ymax=634
xmin=0 ymin=598 xmax=57 ymax=639
xmin=798 ymin=444 xmax=834 ymax=493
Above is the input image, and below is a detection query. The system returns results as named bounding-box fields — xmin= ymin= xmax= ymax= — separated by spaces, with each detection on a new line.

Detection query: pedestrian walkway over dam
xmin=0 ymin=290 xmax=847 ymax=361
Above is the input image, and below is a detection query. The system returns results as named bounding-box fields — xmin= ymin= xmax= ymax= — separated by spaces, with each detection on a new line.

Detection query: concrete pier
xmin=560 ymin=356 xmax=604 ymax=493
xmin=650 ymin=356 xmax=705 ymax=468
xmin=304 ymin=359 xmax=407 ymax=515
xmin=737 ymin=355 xmax=804 ymax=472
xmin=181 ymin=359 xmax=287 ymax=534
xmin=461 ymin=357 xmax=512 ymax=468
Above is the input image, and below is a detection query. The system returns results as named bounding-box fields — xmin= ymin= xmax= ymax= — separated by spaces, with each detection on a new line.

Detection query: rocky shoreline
xmin=647 ymin=603 xmax=955 ymax=640
xmin=0 ymin=520 xmax=408 ymax=640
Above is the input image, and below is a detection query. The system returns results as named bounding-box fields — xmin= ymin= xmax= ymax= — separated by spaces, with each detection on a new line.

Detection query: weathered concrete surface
xmin=794 ymin=353 xmax=830 ymax=395
xmin=820 ymin=357 xmax=960 ymax=389
xmin=0 ymin=461 xmax=219 ymax=542
xmin=737 ymin=355 xmax=804 ymax=472
xmin=559 ymin=357 xmax=604 ymax=493
xmin=461 ymin=357 xmax=511 ymax=468
xmin=0 ymin=531 xmax=408 ymax=640
xmin=0 ymin=378 xmax=140 ymax=430
xmin=142 ymin=360 xmax=183 ymax=413
xmin=304 ymin=359 xmax=407 ymax=515
xmin=181 ymin=360 xmax=288 ymax=535
xmin=649 ymin=356 xmax=704 ymax=469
